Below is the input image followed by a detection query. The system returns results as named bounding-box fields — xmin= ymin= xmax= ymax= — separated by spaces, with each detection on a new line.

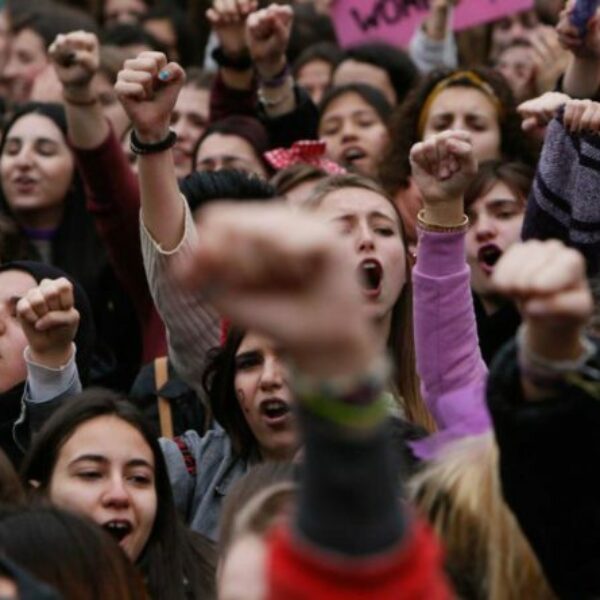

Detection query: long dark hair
xmin=20 ymin=389 xmax=216 ymax=600
xmin=0 ymin=505 xmax=148 ymax=600
xmin=0 ymin=103 xmax=103 ymax=296
xmin=202 ymin=327 xmax=258 ymax=459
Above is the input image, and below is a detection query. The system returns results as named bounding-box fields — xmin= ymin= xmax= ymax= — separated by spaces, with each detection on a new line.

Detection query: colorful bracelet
xmin=292 ymin=355 xmax=391 ymax=429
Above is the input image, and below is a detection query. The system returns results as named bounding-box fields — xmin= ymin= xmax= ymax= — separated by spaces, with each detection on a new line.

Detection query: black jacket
xmin=487 ymin=338 xmax=600 ymax=599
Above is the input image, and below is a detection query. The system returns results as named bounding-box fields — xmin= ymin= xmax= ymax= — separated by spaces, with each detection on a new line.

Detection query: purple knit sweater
xmin=410 ymin=227 xmax=491 ymax=460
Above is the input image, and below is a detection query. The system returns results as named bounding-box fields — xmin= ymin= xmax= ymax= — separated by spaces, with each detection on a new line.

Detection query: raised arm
xmin=180 ymin=204 xmax=450 ymax=597
xmin=206 ymin=0 xmax=256 ymax=122
xmin=14 ymin=278 xmax=82 ymax=449
xmin=409 ymin=0 xmax=458 ymax=73
xmin=115 ymin=53 xmax=220 ymax=395
xmin=48 ymin=33 xmax=166 ymax=362
xmin=488 ymin=239 xmax=599 ymax=598
xmin=246 ymin=4 xmax=319 ymax=147
xmin=556 ymin=0 xmax=600 ymax=98
xmin=409 ymin=131 xmax=489 ymax=459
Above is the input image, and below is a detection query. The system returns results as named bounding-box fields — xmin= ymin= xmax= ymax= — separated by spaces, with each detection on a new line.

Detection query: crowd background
xmin=0 ymin=0 xmax=597 ymax=598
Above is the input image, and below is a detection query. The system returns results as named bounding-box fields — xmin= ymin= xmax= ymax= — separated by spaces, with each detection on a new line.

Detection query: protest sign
xmin=333 ymin=0 xmax=535 ymax=48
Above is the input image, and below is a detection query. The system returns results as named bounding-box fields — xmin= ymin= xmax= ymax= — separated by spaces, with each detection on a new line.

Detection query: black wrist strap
xmin=130 ymin=129 xmax=177 ymax=155
xmin=212 ymin=46 xmax=253 ymax=71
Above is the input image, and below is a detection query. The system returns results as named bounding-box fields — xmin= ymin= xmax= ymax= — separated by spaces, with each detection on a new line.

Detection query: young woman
xmin=111 ymin=50 xmax=437 ymax=542
xmin=318 ymin=84 xmax=392 ymax=180
xmin=0 ymin=262 xmax=94 ymax=467
xmin=0 ymin=102 xmax=140 ymax=390
xmin=464 ymin=160 xmax=533 ymax=363
xmin=297 ymin=174 xmax=427 ymax=428
xmin=378 ymin=67 xmax=536 ymax=247
xmin=21 ymin=389 xmax=216 ymax=599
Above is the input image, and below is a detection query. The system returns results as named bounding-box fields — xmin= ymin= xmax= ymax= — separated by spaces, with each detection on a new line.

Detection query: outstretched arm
xmin=556 ymin=0 xmax=600 ymax=98
xmin=115 ymin=53 xmax=220 ymax=395
xmin=181 ymin=203 xmax=451 ymax=597
xmin=13 ymin=278 xmax=82 ymax=449
xmin=409 ymin=131 xmax=489 ymax=458
xmin=488 ymin=240 xmax=599 ymax=599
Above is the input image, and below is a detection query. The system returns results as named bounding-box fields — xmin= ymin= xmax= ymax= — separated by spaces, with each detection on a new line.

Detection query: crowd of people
xmin=0 ymin=0 xmax=597 ymax=597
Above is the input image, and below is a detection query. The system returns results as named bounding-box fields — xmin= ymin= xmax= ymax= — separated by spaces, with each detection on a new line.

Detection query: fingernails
xmin=158 ymin=70 xmax=169 ymax=81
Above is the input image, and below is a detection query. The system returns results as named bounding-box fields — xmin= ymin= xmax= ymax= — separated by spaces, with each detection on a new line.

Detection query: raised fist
xmin=17 ymin=278 xmax=79 ymax=368
xmin=115 ymin=51 xmax=185 ymax=143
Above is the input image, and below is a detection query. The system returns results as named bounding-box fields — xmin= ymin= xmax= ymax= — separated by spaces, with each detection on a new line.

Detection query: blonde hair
xmin=410 ymin=433 xmax=556 ymax=600
xmin=300 ymin=174 xmax=436 ymax=432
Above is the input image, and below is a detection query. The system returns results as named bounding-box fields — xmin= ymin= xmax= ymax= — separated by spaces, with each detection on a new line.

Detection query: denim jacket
xmin=160 ymin=426 xmax=251 ymax=541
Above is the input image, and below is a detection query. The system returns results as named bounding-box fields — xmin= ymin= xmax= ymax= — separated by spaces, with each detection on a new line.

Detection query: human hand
xmin=409 ymin=130 xmax=477 ymax=224
xmin=176 ymin=203 xmax=377 ymax=377
xmin=563 ymin=97 xmax=600 ymax=132
xmin=529 ymin=26 xmax=570 ymax=95
xmin=492 ymin=240 xmax=593 ymax=361
xmin=17 ymin=278 xmax=79 ymax=368
xmin=49 ymin=31 xmax=100 ymax=101
xmin=518 ymin=91 xmax=570 ymax=132
xmin=207 ymin=0 xmax=258 ymax=59
xmin=424 ymin=0 xmax=460 ymax=40
xmin=246 ymin=4 xmax=293 ymax=79
xmin=115 ymin=51 xmax=185 ymax=143
xmin=557 ymin=0 xmax=600 ymax=59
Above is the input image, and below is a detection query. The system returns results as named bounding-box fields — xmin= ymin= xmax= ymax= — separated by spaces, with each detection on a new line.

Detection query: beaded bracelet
xmin=292 ymin=355 xmax=391 ymax=430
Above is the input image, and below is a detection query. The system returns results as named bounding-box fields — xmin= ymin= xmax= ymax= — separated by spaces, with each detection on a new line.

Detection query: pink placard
xmin=333 ymin=0 xmax=535 ymax=48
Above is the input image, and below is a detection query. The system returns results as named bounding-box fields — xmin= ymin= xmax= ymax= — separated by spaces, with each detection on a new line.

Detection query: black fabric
xmin=0 ymin=103 xmax=141 ymax=391
xmin=258 ymin=85 xmax=319 ymax=150
xmin=0 ymin=384 xmax=26 ymax=467
xmin=296 ymin=409 xmax=405 ymax=557
xmin=487 ymin=338 xmax=600 ymax=599
xmin=473 ymin=294 xmax=521 ymax=366
xmin=129 ymin=359 xmax=208 ymax=439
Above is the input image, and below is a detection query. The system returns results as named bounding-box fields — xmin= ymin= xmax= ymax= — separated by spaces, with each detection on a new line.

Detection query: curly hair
xmin=378 ymin=67 xmax=537 ymax=196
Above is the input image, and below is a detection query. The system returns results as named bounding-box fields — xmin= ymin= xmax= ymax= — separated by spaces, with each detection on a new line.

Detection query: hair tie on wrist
xmin=130 ymin=129 xmax=177 ymax=156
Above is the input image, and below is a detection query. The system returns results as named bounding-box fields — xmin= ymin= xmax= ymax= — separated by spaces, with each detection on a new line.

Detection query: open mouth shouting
xmin=358 ymin=258 xmax=383 ymax=299
xmin=102 ymin=519 xmax=133 ymax=544
xmin=259 ymin=398 xmax=291 ymax=427
xmin=477 ymin=244 xmax=502 ymax=276
xmin=341 ymin=146 xmax=368 ymax=168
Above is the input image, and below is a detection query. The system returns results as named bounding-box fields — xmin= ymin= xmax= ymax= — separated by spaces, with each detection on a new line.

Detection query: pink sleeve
xmin=410 ymin=227 xmax=490 ymax=460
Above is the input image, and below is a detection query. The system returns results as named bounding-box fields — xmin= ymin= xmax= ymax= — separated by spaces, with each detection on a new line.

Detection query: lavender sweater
xmin=410 ymin=227 xmax=491 ymax=460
